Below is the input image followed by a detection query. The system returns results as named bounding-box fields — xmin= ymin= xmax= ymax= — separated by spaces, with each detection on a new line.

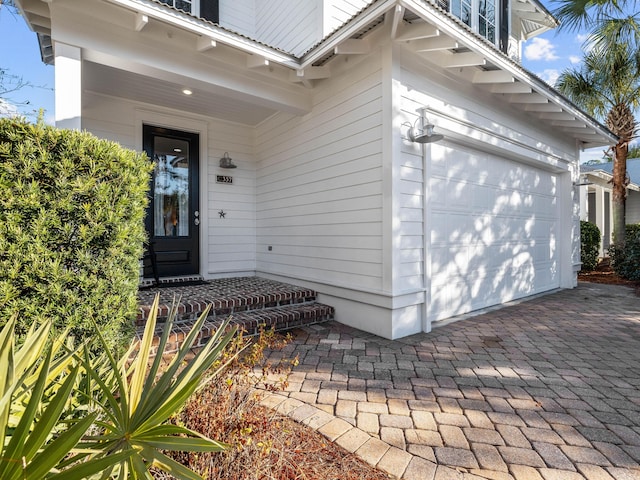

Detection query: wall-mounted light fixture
xmin=219 ymin=152 xmax=237 ymax=169
xmin=403 ymin=111 xmax=444 ymax=144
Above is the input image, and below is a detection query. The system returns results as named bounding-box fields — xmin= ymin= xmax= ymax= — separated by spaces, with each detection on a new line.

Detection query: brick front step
xmin=137 ymin=276 xmax=319 ymax=325
xmin=136 ymin=276 xmax=334 ymax=355
xmin=140 ymin=302 xmax=334 ymax=355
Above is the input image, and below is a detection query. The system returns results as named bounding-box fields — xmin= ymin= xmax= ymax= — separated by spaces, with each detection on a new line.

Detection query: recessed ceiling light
xmin=173 ymin=148 xmax=182 ymax=153
xmin=182 ymin=88 xmax=193 ymax=95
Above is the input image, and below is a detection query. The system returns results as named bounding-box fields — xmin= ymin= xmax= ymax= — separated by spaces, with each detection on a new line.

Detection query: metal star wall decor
xmin=218 ymin=210 xmax=226 ymax=218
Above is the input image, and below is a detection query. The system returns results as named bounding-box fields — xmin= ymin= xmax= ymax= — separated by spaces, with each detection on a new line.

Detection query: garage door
xmin=427 ymin=142 xmax=559 ymax=323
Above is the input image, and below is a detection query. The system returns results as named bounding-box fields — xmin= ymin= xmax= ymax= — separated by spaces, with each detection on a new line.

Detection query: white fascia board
xmin=584 ymin=170 xmax=613 ymax=182
xmin=400 ymin=0 xmax=617 ymax=146
xmin=103 ymin=0 xmax=299 ymax=68
xmin=524 ymin=0 xmax=558 ymax=26
xmin=583 ymin=169 xmax=640 ymax=191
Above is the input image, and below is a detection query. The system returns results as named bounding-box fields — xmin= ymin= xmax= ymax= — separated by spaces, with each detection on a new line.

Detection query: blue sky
xmin=0 ymin=1 xmax=627 ymax=161
xmin=0 ymin=6 xmax=55 ymax=122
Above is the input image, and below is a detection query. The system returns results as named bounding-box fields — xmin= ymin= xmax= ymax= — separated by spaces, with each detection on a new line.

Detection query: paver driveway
xmin=260 ymin=283 xmax=640 ymax=479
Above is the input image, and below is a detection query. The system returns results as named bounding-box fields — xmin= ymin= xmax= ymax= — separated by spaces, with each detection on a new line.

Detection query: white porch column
xmin=595 ymin=186 xmax=606 ymax=257
xmin=54 ymin=42 xmax=82 ymax=130
xmin=579 ymin=184 xmax=588 ymax=221
xmin=607 ymin=186 xmax=614 ymax=251
xmin=560 ymin=170 xmax=578 ymax=288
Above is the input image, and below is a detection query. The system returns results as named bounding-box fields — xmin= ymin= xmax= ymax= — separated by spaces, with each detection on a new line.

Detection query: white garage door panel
xmin=428 ymin=143 xmax=559 ymax=323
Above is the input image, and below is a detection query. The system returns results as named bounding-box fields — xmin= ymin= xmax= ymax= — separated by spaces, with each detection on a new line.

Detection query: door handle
xmin=194 ymin=210 xmax=200 ymax=226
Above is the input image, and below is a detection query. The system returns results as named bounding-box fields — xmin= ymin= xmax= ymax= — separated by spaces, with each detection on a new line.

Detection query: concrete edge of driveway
xmin=259 ymin=391 xmax=481 ymax=480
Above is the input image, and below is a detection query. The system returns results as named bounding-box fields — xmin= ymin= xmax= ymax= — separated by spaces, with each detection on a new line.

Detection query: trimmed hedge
xmin=0 ymin=118 xmax=152 ymax=349
xmin=580 ymin=221 xmax=601 ymax=271
xmin=609 ymin=224 xmax=640 ymax=281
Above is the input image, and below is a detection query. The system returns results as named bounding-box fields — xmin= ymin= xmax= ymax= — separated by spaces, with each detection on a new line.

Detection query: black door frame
xmin=143 ymin=124 xmax=200 ymax=278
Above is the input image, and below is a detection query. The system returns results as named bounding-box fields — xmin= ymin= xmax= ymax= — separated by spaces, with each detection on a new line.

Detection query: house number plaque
xmin=216 ymin=175 xmax=233 ymax=184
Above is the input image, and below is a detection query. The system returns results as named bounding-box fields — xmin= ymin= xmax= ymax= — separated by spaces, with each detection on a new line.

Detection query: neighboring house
xmin=580 ymin=158 xmax=640 ymax=256
xmin=16 ymin=0 xmax=615 ymax=339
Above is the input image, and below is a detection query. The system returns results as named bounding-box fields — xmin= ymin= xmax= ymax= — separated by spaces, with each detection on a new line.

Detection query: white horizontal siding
xmin=205 ymin=121 xmax=256 ymax=275
xmin=627 ymin=191 xmax=640 ymax=224
xmin=397 ymin=146 xmax=424 ymax=291
xmin=219 ymin=0 xmax=255 ymax=38
xmin=255 ymin=53 xmax=384 ymax=291
xmin=323 ymin=0 xmax=371 ymax=35
xmin=220 ymin=0 xmax=372 ymax=55
xmin=82 ymin=94 xmax=137 ymax=149
xmin=255 ymin=0 xmax=319 ymax=55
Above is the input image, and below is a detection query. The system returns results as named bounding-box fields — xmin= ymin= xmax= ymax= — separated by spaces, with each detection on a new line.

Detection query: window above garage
xmin=158 ymin=0 xmax=219 ymax=24
xmin=435 ymin=0 xmax=499 ymax=46
xmin=452 ymin=0 xmax=498 ymax=44
xmin=433 ymin=0 xmax=556 ymax=56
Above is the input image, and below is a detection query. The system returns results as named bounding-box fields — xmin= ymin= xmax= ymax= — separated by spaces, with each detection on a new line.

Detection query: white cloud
xmin=0 ymin=98 xmax=20 ymax=117
xmin=524 ymin=38 xmax=559 ymax=61
xmin=569 ymin=55 xmax=581 ymax=65
xmin=538 ymin=69 xmax=560 ymax=86
xmin=576 ymin=33 xmax=589 ymax=44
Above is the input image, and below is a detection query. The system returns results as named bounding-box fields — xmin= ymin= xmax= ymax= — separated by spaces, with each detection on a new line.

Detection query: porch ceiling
xmin=83 ymin=61 xmax=277 ymax=126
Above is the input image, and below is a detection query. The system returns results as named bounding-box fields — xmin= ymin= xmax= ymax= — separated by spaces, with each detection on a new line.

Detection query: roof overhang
xmin=396 ymin=0 xmax=616 ymax=148
xmin=15 ymin=0 xmax=616 ymax=147
xmin=582 ymin=169 xmax=640 ymax=192
xmin=513 ymin=0 xmax=558 ymax=39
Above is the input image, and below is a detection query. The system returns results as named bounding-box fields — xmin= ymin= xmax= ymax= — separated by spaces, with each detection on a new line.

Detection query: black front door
xmin=143 ymin=125 xmax=200 ymax=277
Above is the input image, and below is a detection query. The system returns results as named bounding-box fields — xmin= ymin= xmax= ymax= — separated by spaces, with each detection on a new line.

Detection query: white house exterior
xmin=580 ymin=159 xmax=640 ymax=256
xmin=16 ymin=0 xmax=616 ymax=339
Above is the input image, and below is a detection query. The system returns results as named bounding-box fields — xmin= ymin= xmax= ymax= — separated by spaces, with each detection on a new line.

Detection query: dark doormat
xmin=139 ymin=279 xmax=209 ymax=290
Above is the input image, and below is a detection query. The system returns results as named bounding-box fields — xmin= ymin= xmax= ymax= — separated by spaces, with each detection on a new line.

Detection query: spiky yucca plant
xmin=0 ymin=295 xmax=237 ymax=479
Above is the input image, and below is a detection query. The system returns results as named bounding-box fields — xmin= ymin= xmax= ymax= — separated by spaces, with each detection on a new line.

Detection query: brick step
xmin=140 ymin=301 xmax=334 ymax=355
xmin=136 ymin=276 xmax=319 ymax=326
xmin=136 ymin=277 xmax=336 ymax=355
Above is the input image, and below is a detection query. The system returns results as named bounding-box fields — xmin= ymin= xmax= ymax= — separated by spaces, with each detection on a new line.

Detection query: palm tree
xmin=556 ymin=44 xmax=640 ymax=245
xmin=553 ymin=0 xmax=640 ymax=52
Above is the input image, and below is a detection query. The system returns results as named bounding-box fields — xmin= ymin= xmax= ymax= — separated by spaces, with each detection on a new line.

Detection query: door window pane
xmin=153 ymin=137 xmax=190 ymax=237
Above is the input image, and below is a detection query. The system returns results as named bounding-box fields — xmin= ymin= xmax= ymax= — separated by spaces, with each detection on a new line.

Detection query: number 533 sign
xmin=216 ymin=175 xmax=233 ymax=184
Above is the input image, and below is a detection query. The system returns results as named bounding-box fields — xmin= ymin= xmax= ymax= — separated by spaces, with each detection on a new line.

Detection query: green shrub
xmin=580 ymin=221 xmax=601 ymax=271
xmin=0 ymin=117 xmax=152 ymax=349
xmin=609 ymin=224 xmax=640 ymax=280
